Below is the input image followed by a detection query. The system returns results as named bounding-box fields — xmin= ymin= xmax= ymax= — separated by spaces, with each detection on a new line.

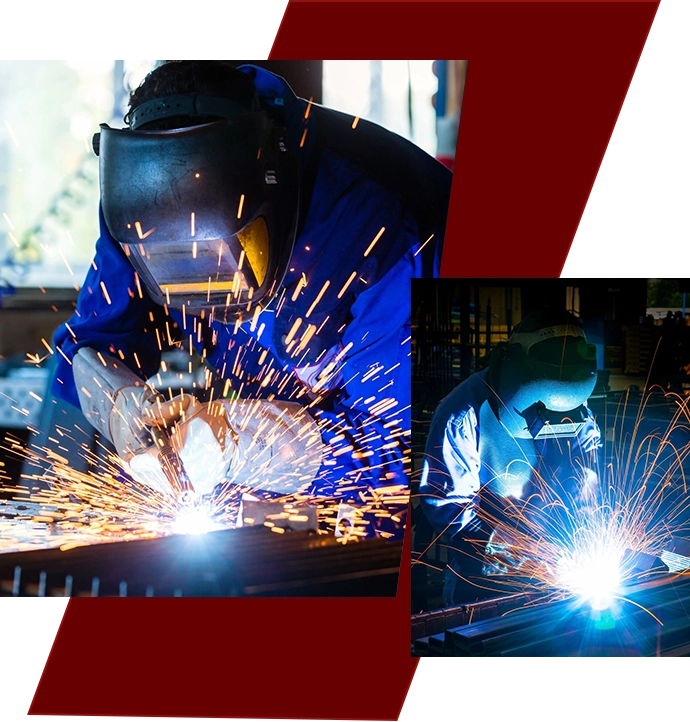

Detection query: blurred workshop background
xmin=412 ymin=278 xmax=690 ymax=417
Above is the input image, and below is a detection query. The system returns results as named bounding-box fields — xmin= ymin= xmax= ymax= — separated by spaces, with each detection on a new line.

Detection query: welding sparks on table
xmin=47 ymin=61 xmax=451 ymax=538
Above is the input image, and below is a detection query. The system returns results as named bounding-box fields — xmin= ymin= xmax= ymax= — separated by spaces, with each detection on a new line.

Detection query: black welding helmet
xmin=94 ymin=94 xmax=299 ymax=317
xmin=494 ymin=310 xmax=598 ymax=439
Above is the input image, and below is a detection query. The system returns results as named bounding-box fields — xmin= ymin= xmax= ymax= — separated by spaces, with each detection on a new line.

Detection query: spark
xmin=134 ymin=221 xmax=156 ymax=240
xmin=305 ymin=281 xmax=330 ymax=318
xmin=171 ymin=501 xmax=221 ymax=535
xmin=337 ymin=272 xmax=357 ymax=299
xmin=58 ymin=250 xmax=73 ymax=276
xmin=556 ymin=541 xmax=623 ymax=611
xmin=297 ymin=324 xmax=317 ymax=352
xmin=413 ymin=233 xmax=435 ymax=257
xmin=425 ymin=389 xmax=690 ymax=614
xmin=100 ymin=281 xmax=112 ymax=305
xmin=363 ymin=227 xmax=385 ymax=257
xmin=304 ymin=97 xmax=313 ymax=120
xmin=4 ymin=120 xmax=19 ymax=147
xmin=249 ymin=306 xmax=261 ymax=332
xmin=292 ymin=273 xmax=307 ymax=302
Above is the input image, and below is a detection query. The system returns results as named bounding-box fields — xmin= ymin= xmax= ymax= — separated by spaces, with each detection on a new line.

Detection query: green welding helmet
xmin=93 ymin=93 xmax=299 ymax=319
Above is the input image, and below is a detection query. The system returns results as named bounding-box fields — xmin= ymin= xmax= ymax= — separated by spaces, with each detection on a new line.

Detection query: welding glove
xmin=130 ymin=397 xmax=323 ymax=500
xmin=73 ymin=347 xmax=190 ymax=462
xmin=483 ymin=526 xmax=526 ymax=575
xmin=221 ymin=398 xmax=323 ymax=495
xmin=128 ymin=398 xmax=236 ymax=498
xmin=74 ymin=348 xmax=323 ymax=498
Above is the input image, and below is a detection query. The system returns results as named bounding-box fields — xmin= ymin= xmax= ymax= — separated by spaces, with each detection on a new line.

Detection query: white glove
xmin=128 ymin=399 xmax=235 ymax=498
xmin=483 ymin=527 xmax=526 ymax=575
xmin=73 ymin=347 xmax=189 ymax=461
xmin=73 ymin=348 xmax=323 ymax=499
xmin=224 ymin=398 xmax=323 ymax=495
xmin=130 ymin=398 xmax=323 ymax=500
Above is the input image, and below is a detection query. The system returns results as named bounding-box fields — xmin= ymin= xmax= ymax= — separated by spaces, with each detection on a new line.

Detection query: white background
xmin=1 ymin=0 xmax=689 ymax=720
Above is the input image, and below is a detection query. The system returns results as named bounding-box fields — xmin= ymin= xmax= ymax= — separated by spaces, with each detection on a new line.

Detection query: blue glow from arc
xmin=557 ymin=545 xmax=623 ymax=611
xmin=171 ymin=502 xmax=221 ymax=535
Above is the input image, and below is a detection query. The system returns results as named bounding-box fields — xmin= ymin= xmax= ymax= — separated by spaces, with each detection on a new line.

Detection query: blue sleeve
xmin=418 ymin=404 xmax=482 ymax=537
xmin=51 ymin=209 xmax=168 ymax=407
xmin=306 ymin=240 xmax=432 ymax=501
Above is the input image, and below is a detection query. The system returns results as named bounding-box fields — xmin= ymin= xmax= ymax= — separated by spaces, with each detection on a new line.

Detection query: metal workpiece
xmin=412 ymin=572 xmax=690 ymax=657
xmin=0 ymin=526 xmax=402 ymax=598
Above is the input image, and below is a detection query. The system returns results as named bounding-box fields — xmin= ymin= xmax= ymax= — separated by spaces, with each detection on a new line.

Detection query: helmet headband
xmin=127 ymin=93 xmax=260 ymax=130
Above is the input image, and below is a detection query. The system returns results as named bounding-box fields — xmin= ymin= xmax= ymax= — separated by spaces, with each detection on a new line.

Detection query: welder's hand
xmin=483 ymin=527 xmax=528 ymax=576
xmin=73 ymin=347 xmax=193 ymax=462
xmin=128 ymin=399 xmax=236 ymax=499
xmin=111 ymin=387 xmax=193 ymax=462
xmin=221 ymin=398 xmax=323 ymax=496
xmin=127 ymin=397 xmax=323 ymax=500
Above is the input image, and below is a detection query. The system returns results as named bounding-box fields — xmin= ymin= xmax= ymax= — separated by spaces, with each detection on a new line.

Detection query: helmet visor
xmin=123 ymin=216 xmax=269 ymax=306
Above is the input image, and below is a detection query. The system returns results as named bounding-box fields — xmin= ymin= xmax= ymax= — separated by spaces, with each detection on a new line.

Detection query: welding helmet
xmin=494 ymin=310 xmax=598 ymax=439
xmin=94 ymin=93 xmax=299 ymax=318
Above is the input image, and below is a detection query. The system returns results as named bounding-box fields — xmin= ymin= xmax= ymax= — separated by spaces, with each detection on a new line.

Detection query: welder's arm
xmin=72 ymin=348 xmax=188 ymax=458
xmin=51 ymin=208 xmax=168 ymax=408
xmin=303 ymin=247 xmax=425 ymax=501
xmin=418 ymin=407 xmax=483 ymax=538
xmin=419 ymin=410 xmax=536 ymax=576
xmin=73 ymin=347 xmax=240 ymax=499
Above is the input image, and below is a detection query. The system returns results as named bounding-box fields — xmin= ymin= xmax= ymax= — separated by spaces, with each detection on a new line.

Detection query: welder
xmin=418 ymin=310 xmax=602 ymax=603
xmin=51 ymin=62 xmax=451 ymax=533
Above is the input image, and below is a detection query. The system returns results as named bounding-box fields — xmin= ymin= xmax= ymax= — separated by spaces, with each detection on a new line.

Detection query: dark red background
xmin=30 ymin=1 xmax=657 ymax=718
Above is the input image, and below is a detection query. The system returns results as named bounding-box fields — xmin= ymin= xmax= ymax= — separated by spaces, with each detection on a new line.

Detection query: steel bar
xmin=0 ymin=527 xmax=402 ymax=597
xmin=413 ymin=573 xmax=690 ymax=656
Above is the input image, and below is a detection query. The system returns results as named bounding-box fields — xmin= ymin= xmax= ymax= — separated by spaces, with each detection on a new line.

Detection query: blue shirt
xmin=51 ymin=65 xmax=452 ymax=501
